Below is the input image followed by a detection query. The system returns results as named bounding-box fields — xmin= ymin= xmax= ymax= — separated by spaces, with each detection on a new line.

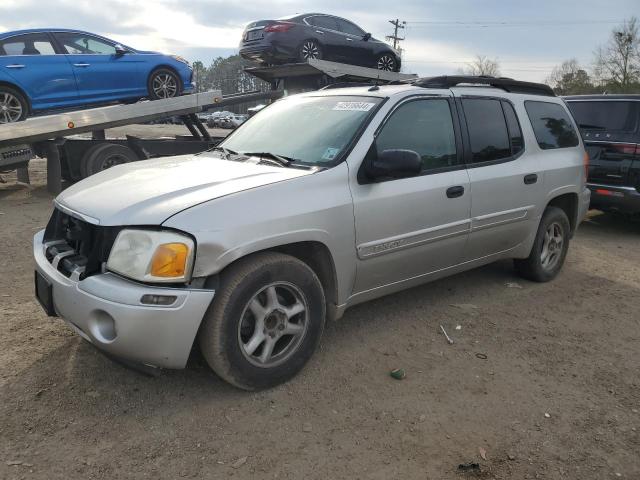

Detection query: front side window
xmin=567 ymin=101 xmax=639 ymax=133
xmin=0 ymin=33 xmax=56 ymax=56
xmin=55 ymin=32 xmax=117 ymax=55
xmin=463 ymin=98 xmax=511 ymax=162
xmin=219 ymin=95 xmax=382 ymax=166
xmin=375 ymin=99 xmax=459 ymax=172
xmin=336 ymin=19 xmax=365 ymax=36
xmin=525 ymin=101 xmax=580 ymax=149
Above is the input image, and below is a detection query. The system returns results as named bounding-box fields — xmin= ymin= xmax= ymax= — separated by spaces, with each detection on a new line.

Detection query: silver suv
xmin=34 ymin=76 xmax=591 ymax=390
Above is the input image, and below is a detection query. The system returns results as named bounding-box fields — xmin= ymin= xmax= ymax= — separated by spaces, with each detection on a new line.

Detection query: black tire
xmin=0 ymin=85 xmax=28 ymax=123
xmin=199 ymin=252 xmax=326 ymax=390
xmin=298 ymin=40 xmax=323 ymax=62
xmin=147 ymin=68 xmax=181 ymax=100
xmin=79 ymin=143 xmax=138 ymax=178
xmin=514 ymin=206 xmax=571 ymax=282
xmin=376 ymin=53 xmax=398 ymax=72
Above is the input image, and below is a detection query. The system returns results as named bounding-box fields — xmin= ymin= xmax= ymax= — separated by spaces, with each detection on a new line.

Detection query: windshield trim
xmin=217 ymin=94 xmax=389 ymax=169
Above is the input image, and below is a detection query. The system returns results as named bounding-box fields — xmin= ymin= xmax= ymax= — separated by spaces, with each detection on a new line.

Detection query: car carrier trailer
xmin=0 ymin=59 xmax=416 ymax=194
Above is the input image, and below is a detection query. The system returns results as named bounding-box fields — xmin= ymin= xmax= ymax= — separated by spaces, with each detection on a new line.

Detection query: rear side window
xmin=376 ymin=98 xmax=459 ymax=172
xmin=462 ymin=98 xmax=511 ymax=163
xmin=0 ymin=33 xmax=56 ymax=56
xmin=307 ymin=16 xmax=339 ymax=31
xmin=525 ymin=101 xmax=579 ymax=149
xmin=567 ymin=101 xmax=639 ymax=133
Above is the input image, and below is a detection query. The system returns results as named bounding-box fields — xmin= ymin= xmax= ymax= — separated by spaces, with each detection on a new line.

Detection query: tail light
xmin=264 ymin=22 xmax=295 ymax=33
xmin=583 ymin=151 xmax=590 ymax=179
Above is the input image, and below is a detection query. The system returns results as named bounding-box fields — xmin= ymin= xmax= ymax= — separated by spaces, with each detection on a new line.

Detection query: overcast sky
xmin=0 ymin=0 xmax=638 ymax=82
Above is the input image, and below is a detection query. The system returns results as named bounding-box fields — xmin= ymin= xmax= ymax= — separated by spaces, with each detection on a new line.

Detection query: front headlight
xmin=170 ymin=54 xmax=190 ymax=66
xmin=107 ymin=229 xmax=195 ymax=283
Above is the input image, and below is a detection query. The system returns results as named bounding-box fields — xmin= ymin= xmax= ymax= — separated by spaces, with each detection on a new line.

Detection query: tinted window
xmin=307 ymin=16 xmax=339 ymax=30
xmin=567 ymin=101 xmax=639 ymax=133
xmin=502 ymin=101 xmax=524 ymax=155
xmin=0 ymin=33 xmax=56 ymax=56
xmin=336 ymin=19 xmax=365 ymax=36
xmin=525 ymin=101 xmax=580 ymax=149
xmin=376 ymin=99 xmax=459 ymax=171
xmin=55 ymin=32 xmax=116 ymax=55
xmin=463 ymin=98 xmax=511 ymax=162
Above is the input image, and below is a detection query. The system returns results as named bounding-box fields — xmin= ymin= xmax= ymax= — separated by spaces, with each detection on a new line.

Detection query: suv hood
xmin=56 ymin=154 xmax=314 ymax=226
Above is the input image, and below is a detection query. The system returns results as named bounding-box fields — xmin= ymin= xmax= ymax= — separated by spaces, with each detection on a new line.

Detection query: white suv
xmin=34 ymin=76 xmax=590 ymax=389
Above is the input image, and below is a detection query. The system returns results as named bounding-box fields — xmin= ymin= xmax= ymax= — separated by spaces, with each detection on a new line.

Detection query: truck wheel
xmin=514 ymin=206 xmax=571 ymax=282
xmin=0 ymin=86 xmax=28 ymax=123
xmin=148 ymin=68 xmax=181 ymax=100
xmin=80 ymin=143 xmax=137 ymax=178
xmin=199 ymin=252 xmax=326 ymax=390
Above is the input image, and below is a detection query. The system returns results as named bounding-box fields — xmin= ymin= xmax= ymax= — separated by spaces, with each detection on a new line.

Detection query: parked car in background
xmin=0 ymin=28 xmax=194 ymax=123
xmin=35 ymin=77 xmax=589 ymax=390
xmin=206 ymin=111 xmax=234 ymax=128
xmin=565 ymin=95 xmax=640 ymax=214
xmin=239 ymin=13 xmax=401 ymax=72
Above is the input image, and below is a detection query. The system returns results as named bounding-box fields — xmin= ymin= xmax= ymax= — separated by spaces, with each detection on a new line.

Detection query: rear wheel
xmin=376 ymin=54 xmax=397 ymax=72
xmin=0 ymin=86 xmax=28 ymax=123
xmin=199 ymin=252 xmax=326 ymax=390
xmin=514 ymin=206 xmax=571 ymax=282
xmin=298 ymin=40 xmax=322 ymax=62
xmin=80 ymin=143 xmax=138 ymax=178
xmin=148 ymin=68 xmax=181 ymax=100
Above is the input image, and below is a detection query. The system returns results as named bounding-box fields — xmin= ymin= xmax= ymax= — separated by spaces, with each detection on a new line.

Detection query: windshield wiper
xmin=241 ymin=151 xmax=295 ymax=167
xmin=209 ymin=145 xmax=238 ymax=158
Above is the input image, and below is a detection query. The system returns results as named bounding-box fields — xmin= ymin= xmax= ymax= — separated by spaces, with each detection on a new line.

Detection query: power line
xmin=405 ymin=19 xmax=624 ymax=28
xmin=386 ymin=19 xmax=406 ymax=50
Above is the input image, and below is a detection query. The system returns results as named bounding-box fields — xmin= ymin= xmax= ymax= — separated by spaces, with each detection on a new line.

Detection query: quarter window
xmin=55 ymin=32 xmax=117 ymax=55
xmin=525 ymin=101 xmax=580 ymax=149
xmin=0 ymin=33 xmax=56 ymax=56
xmin=462 ymin=98 xmax=511 ymax=163
xmin=375 ymin=99 xmax=459 ymax=172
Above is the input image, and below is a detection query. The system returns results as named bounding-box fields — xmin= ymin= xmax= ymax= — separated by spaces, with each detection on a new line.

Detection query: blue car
xmin=0 ymin=28 xmax=194 ymax=123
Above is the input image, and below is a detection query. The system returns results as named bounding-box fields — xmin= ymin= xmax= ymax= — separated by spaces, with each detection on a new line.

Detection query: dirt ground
xmin=0 ymin=158 xmax=638 ymax=480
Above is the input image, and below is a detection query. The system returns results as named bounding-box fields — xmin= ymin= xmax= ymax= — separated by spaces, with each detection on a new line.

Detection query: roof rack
xmin=412 ymin=75 xmax=555 ymax=97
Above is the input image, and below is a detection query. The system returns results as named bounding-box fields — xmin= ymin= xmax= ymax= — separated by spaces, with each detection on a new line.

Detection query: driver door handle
xmin=446 ymin=186 xmax=465 ymax=198
xmin=315 ymin=30 xmax=324 ymax=34
xmin=5 ymin=64 xmax=25 ymax=69
xmin=73 ymin=63 xmax=91 ymax=67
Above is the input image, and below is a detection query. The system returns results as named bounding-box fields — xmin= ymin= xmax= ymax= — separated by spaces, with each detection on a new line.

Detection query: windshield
xmin=218 ymin=95 xmax=383 ymax=166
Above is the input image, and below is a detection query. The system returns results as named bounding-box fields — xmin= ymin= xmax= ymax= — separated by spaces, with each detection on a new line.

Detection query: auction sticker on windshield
xmin=333 ymin=101 xmax=376 ymax=112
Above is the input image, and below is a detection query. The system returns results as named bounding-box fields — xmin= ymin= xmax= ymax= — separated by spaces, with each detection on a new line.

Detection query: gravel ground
xmin=0 ymin=159 xmax=638 ymax=480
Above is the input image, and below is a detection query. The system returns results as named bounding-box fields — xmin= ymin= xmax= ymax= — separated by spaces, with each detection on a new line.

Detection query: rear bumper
xmin=587 ymin=183 xmax=640 ymax=214
xmin=239 ymin=41 xmax=297 ymax=63
xmin=33 ymin=230 xmax=214 ymax=369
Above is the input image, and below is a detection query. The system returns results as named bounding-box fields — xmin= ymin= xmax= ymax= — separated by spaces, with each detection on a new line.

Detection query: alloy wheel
xmin=377 ymin=55 xmax=396 ymax=71
xmin=540 ymin=222 xmax=564 ymax=271
xmin=238 ymin=282 xmax=309 ymax=368
xmin=0 ymin=92 xmax=23 ymax=123
xmin=301 ymin=41 xmax=320 ymax=60
xmin=152 ymin=73 xmax=178 ymax=98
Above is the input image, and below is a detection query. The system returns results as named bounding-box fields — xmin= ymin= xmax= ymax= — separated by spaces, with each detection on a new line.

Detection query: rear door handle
xmin=346 ymin=37 xmax=354 ymax=41
xmin=5 ymin=64 xmax=25 ymax=69
xmin=446 ymin=186 xmax=465 ymax=198
xmin=524 ymin=174 xmax=538 ymax=185
xmin=315 ymin=30 xmax=324 ymax=34
xmin=73 ymin=63 xmax=90 ymax=67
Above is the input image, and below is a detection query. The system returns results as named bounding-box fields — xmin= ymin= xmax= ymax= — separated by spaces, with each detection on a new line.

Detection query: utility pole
xmin=386 ymin=19 xmax=406 ymax=50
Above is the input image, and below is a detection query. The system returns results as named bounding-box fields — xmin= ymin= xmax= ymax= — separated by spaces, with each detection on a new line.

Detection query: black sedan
xmin=239 ymin=13 xmax=401 ymax=72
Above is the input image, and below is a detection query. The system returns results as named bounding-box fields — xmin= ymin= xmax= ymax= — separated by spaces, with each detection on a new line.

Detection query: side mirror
xmin=363 ymin=32 xmax=372 ymax=41
xmin=368 ymin=149 xmax=422 ymax=180
xmin=114 ymin=44 xmax=128 ymax=56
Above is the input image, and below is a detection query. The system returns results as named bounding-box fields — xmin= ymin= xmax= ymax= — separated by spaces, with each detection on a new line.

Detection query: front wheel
xmin=147 ymin=68 xmax=181 ymax=100
xmin=376 ymin=54 xmax=398 ymax=72
xmin=514 ymin=206 xmax=571 ymax=282
xmin=0 ymin=86 xmax=28 ymax=123
xmin=199 ymin=252 xmax=326 ymax=390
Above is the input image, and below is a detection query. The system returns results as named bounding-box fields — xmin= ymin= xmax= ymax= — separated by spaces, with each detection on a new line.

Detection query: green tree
xmin=546 ymin=59 xmax=596 ymax=95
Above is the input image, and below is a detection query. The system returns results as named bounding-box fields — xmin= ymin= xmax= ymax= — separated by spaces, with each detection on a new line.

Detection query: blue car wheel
xmin=0 ymin=85 xmax=28 ymax=123
xmin=148 ymin=68 xmax=181 ymax=100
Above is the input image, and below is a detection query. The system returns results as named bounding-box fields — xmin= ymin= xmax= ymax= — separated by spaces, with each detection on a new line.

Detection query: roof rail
xmin=413 ymin=75 xmax=555 ymax=97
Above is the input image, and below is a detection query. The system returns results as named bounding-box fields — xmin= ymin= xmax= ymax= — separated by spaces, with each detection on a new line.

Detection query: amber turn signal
xmin=150 ymin=243 xmax=189 ymax=278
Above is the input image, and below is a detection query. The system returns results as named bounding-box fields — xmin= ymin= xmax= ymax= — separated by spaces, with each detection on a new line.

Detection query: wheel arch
xmin=546 ymin=192 xmax=579 ymax=236
xmin=147 ymin=65 xmax=183 ymax=91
